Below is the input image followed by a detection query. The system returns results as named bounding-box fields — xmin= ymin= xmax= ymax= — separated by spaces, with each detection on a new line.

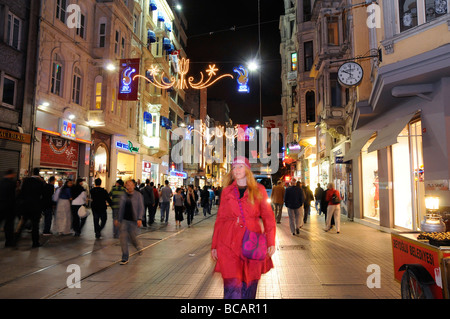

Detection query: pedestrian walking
xmin=271 ymin=180 xmax=285 ymax=224
xmin=284 ymin=179 xmax=305 ymax=235
xmin=302 ymin=184 xmax=314 ymax=224
xmin=16 ymin=168 xmax=45 ymax=247
xmin=0 ymin=169 xmax=17 ymax=247
xmin=115 ymin=179 xmax=144 ymax=265
xmin=184 ymin=184 xmax=197 ymax=227
xmin=140 ymin=179 xmax=155 ymax=227
xmin=314 ymin=183 xmax=324 ymax=215
xmin=173 ymin=188 xmax=184 ymax=227
xmin=71 ymin=178 xmax=88 ymax=237
xmin=211 ymin=156 xmax=276 ymax=299
xmin=42 ymin=176 xmax=55 ymax=236
xmin=159 ymin=180 xmax=172 ymax=223
xmin=324 ymin=182 xmax=341 ymax=233
xmin=109 ymin=179 xmax=125 ymax=238
xmin=200 ymin=186 xmax=210 ymax=216
xmin=151 ymin=182 xmax=159 ymax=224
xmin=53 ymin=179 xmax=73 ymax=236
xmin=90 ymin=178 xmax=112 ymax=239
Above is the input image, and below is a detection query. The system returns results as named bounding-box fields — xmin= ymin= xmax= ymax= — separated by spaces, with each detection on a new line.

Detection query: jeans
xmin=202 ymin=204 xmax=210 ymax=216
xmin=223 ymin=278 xmax=259 ymax=299
xmin=303 ymin=205 xmax=311 ymax=223
xmin=273 ymin=203 xmax=283 ymax=223
xmin=112 ymin=208 xmax=119 ymax=238
xmin=186 ymin=207 xmax=195 ymax=226
xmin=287 ymin=207 xmax=304 ymax=234
xmin=119 ymin=219 xmax=142 ymax=261
xmin=42 ymin=207 xmax=54 ymax=234
xmin=92 ymin=209 xmax=107 ymax=238
xmin=160 ymin=201 xmax=170 ymax=222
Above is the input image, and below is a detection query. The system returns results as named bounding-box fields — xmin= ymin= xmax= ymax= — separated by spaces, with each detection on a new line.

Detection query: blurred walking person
xmin=200 ymin=186 xmax=210 ymax=216
xmin=184 ymin=185 xmax=197 ymax=227
xmin=151 ymin=182 xmax=159 ymax=225
xmin=42 ymin=176 xmax=56 ymax=236
xmin=271 ymin=180 xmax=285 ymax=224
xmin=140 ymin=179 xmax=155 ymax=227
xmin=173 ymin=188 xmax=184 ymax=227
xmin=284 ymin=179 xmax=304 ymax=236
xmin=0 ymin=169 xmax=17 ymax=247
xmin=159 ymin=180 xmax=172 ymax=223
xmin=314 ymin=183 xmax=324 ymax=215
xmin=324 ymin=183 xmax=341 ymax=233
xmin=115 ymin=179 xmax=144 ymax=265
xmin=54 ymin=179 xmax=73 ymax=235
xmin=71 ymin=178 xmax=88 ymax=237
xmin=90 ymin=178 xmax=112 ymax=239
xmin=109 ymin=179 xmax=125 ymax=238
xmin=16 ymin=168 xmax=45 ymax=247
xmin=302 ymin=184 xmax=314 ymax=224
xmin=211 ymin=157 xmax=276 ymax=299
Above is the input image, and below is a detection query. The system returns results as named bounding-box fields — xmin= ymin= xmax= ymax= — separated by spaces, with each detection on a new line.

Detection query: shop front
xmin=142 ymin=158 xmax=160 ymax=185
xmin=0 ymin=128 xmax=31 ymax=178
xmin=331 ymin=141 xmax=351 ymax=217
xmin=348 ymin=44 xmax=450 ymax=232
xmin=35 ymin=110 xmax=91 ymax=182
xmin=91 ymin=131 xmax=111 ymax=189
xmin=111 ymin=136 xmax=140 ymax=184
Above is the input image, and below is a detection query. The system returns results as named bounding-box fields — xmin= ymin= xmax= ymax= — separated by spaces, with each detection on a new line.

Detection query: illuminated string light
xmin=133 ymin=58 xmax=233 ymax=90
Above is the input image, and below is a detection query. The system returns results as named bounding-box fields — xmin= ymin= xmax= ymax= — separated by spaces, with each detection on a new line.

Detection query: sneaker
xmin=296 ymin=228 xmax=300 ymax=234
xmin=120 ymin=260 xmax=128 ymax=265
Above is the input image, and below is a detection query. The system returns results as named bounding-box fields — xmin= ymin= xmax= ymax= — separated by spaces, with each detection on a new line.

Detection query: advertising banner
xmin=118 ymin=58 xmax=140 ymax=101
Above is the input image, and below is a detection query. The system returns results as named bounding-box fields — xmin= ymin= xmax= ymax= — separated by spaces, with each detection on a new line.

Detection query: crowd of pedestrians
xmin=0 ymin=168 xmax=222 ymax=251
xmin=271 ymin=179 xmax=341 ymax=235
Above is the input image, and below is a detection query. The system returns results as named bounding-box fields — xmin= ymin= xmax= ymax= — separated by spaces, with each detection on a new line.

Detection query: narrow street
xmin=0 ymin=206 xmax=400 ymax=299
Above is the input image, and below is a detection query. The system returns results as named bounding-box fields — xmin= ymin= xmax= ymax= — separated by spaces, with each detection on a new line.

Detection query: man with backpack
xmin=324 ymin=182 xmax=341 ymax=234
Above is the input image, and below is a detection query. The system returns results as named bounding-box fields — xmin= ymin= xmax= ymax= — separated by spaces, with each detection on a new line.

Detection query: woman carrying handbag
xmin=211 ymin=157 xmax=276 ymax=299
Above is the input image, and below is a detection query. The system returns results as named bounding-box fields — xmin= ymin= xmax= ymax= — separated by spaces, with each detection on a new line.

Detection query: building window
xmin=291 ymin=52 xmax=298 ymax=71
xmin=115 ymin=31 xmax=119 ymax=54
xmin=121 ymin=37 xmax=125 ymax=58
xmin=93 ymin=76 xmax=102 ymax=110
xmin=303 ymin=0 xmax=312 ymax=22
xmin=330 ymin=73 xmax=342 ymax=107
xmin=56 ymin=0 xmax=67 ymax=23
xmin=2 ymin=76 xmax=16 ymax=107
xmin=76 ymin=13 xmax=85 ymax=39
xmin=305 ymin=91 xmax=315 ymax=123
xmin=327 ymin=15 xmax=339 ymax=46
xmin=397 ymin=0 xmax=449 ymax=33
xmin=72 ymin=67 xmax=82 ymax=105
xmin=99 ymin=22 xmax=106 ymax=47
xmin=304 ymin=41 xmax=313 ymax=72
xmin=51 ymin=54 xmax=63 ymax=96
xmin=7 ymin=12 xmax=22 ymax=50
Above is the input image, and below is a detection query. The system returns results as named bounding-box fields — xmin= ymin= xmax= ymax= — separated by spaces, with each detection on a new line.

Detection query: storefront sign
xmin=143 ymin=161 xmax=151 ymax=173
xmin=41 ymin=134 xmax=79 ymax=168
xmin=169 ymin=170 xmax=187 ymax=179
xmin=116 ymin=141 xmax=140 ymax=153
xmin=118 ymin=58 xmax=140 ymax=101
xmin=0 ymin=128 xmax=31 ymax=144
xmin=61 ymin=120 xmax=76 ymax=139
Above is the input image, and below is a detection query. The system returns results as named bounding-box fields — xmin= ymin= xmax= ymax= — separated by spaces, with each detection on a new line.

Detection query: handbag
xmin=233 ymin=186 xmax=267 ymax=260
xmin=331 ymin=192 xmax=341 ymax=204
xmin=77 ymin=205 xmax=90 ymax=218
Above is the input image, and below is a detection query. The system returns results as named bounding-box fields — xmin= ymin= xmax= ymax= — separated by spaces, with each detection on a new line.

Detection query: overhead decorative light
xmin=134 ymin=58 xmax=233 ymax=91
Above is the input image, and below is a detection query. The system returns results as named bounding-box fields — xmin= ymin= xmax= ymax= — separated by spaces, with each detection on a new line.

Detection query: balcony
xmin=140 ymin=134 xmax=168 ymax=157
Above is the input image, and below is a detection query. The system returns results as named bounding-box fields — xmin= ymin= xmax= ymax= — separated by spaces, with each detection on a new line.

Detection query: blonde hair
xmin=223 ymin=166 xmax=263 ymax=204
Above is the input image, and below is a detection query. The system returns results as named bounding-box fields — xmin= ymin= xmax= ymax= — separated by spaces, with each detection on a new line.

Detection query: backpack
xmin=331 ymin=192 xmax=341 ymax=204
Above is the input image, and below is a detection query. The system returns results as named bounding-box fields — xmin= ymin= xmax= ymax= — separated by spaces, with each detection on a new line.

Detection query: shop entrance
xmin=117 ymin=152 xmax=135 ymax=182
xmin=94 ymin=145 xmax=108 ymax=188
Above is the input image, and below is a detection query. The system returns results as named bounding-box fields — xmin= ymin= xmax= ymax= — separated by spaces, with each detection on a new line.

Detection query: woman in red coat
xmin=211 ymin=157 xmax=276 ymax=299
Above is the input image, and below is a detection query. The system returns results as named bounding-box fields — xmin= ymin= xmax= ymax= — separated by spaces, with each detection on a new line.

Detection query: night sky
xmin=182 ymin=0 xmax=285 ymax=125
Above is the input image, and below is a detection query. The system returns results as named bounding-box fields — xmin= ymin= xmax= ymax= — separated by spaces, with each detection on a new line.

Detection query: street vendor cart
xmin=392 ymin=231 xmax=450 ymax=299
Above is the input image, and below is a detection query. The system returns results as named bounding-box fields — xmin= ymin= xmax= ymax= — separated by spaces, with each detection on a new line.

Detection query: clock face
xmin=337 ymin=62 xmax=363 ymax=87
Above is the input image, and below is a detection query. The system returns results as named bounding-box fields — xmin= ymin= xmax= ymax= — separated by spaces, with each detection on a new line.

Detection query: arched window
xmin=72 ymin=66 xmax=82 ymax=105
xmin=305 ymin=91 xmax=316 ymax=123
xmin=51 ymin=53 xmax=63 ymax=96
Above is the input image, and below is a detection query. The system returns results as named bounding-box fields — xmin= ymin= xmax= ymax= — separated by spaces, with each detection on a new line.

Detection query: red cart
xmin=392 ymin=232 xmax=450 ymax=299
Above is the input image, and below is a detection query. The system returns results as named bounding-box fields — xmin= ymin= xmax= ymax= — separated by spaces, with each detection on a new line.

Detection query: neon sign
xmin=233 ymin=65 xmax=249 ymax=93
xmin=134 ymin=57 xmax=233 ymax=91
xmin=116 ymin=141 xmax=139 ymax=153
xmin=61 ymin=120 xmax=76 ymax=139
xmin=169 ymin=170 xmax=187 ymax=179
xmin=118 ymin=59 xmax=140 ymax=101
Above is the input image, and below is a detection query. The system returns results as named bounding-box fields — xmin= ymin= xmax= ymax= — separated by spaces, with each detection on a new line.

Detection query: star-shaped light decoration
xmin=206 ymin=65 xmax=218 ymax=77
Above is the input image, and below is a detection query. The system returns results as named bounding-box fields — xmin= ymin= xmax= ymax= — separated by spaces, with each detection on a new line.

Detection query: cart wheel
xmin=401 ymin=268 xmax=434 ymax=299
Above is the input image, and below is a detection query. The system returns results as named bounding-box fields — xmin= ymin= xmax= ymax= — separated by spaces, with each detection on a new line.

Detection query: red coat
xmin=325 ymin=188 xmax=341 ymax=206
xmin=211 ymin=180 xmax=276 ymax=284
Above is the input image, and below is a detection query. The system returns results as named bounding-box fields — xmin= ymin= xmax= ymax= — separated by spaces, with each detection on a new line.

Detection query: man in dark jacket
xmin=0 ymin=169 xmax=17 ymax=247
xmin=90 ymin=178 xmax=112 ymax=239
xmin=302 ymin=184 xmax=314 ymax=223
xmin=17 ymin=168 xmax=44 ymax=247
xmin=140 ymin=179 xmax=155 ymax=226
xmin=200 ymin=186 xmax=210 ymax=216
xmin=284 ymin=179 xmax=304 ymax=235
xmin=314 ymin=183 xmax=324 ymax=215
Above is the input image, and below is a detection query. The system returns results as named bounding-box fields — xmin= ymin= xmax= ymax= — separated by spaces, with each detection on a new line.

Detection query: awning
xmin=342 ymin=130 xmax=374 ymax=162
xmin=149 ymin=0 xmax=157 ymax=10
xmin=147 ymin=30 xmax=156 ymax=43
xmin=367 ymin=112 xmax=417 ymax=153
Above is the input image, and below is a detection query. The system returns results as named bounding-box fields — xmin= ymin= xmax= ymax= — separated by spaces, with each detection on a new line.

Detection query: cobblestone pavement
xmin=0 ymin=206 xmax=401 ymax=299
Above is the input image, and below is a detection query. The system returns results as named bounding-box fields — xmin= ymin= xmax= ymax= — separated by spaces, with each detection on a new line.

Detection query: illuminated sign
xmin=237 ymin=125 xmax=255 ymax=142
xmin=118 ymin=59 xmax=140 ymax=101
xmin=291 ymin=52 xmax=298 ymax=71
xmin=233 ymin=65 xmax=249 ymax=93
xmin=143 ymin=161 xmax=151 ymax=173
xmin=169 ymin=170 xmax=187 ymax=179
xmin=61 ymin=120 xmax=76 ymax=139
xmin=134 ymin=57 xmax=233 ymax=91
xmin=116 ymin=140 xmax=139 ymax=153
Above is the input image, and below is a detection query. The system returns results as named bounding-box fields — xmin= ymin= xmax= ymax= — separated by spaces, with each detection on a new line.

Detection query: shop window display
xmin=361 ymin=137 xmax=379 ymax=220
